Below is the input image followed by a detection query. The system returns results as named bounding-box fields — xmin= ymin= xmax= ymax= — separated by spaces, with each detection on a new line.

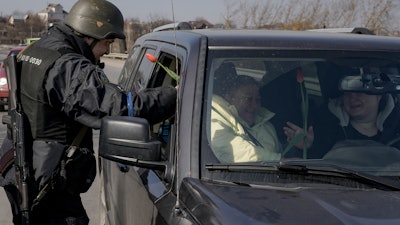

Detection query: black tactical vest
xmin=19 ymin=45 xmax=80 ymax=144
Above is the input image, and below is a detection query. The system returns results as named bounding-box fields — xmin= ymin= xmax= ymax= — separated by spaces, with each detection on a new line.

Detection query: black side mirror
xmin=99 ymin=116 xmax=165 ymax=170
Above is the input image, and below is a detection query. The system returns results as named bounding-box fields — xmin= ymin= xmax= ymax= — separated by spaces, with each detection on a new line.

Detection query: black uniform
xmin=7 ymin=23 xmax=177 ymax=225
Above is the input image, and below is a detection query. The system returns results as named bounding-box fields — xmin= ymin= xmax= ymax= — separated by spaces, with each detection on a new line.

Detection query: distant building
xmin=37 ymin=3 xmax=68 ymax=27
xmin=0 ymin=29 xmax=7 ymax=37
xmin=8 ymin=14 xmax=29 ymax=27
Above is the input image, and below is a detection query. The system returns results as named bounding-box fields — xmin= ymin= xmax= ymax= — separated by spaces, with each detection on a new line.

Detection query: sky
xmin=0 ymin=0 xmax=235 ymax=24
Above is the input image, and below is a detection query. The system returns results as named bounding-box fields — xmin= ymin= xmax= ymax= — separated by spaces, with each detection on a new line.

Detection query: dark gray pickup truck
xmin=99 ymin=28 xmax=400 ymax=225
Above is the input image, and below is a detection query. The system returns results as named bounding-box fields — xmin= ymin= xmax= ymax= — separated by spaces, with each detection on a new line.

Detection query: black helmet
xmin=65 ymin=0 xmax=126 ymax=40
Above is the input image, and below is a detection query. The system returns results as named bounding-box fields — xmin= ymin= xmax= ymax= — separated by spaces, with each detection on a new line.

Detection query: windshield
xmin=202 ymin=49 xmax=400 ymax=183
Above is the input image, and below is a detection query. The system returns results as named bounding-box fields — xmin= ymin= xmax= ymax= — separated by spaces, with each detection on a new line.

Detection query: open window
xmin=146 ymin=51 xmax=181 ymax=162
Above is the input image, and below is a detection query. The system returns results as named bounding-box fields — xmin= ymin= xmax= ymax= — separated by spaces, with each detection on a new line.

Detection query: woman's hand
xmin=283 ymin=121 xmax=314 ymax=149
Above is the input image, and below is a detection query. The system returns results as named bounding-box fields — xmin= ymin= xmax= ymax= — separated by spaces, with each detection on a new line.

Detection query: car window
xmin=147 ymin=51 xmax=180 ymax=162
xmin=118 ymin=45 xmax=140 ymax=88
xmin=148 ymin=52 xmax=179 ymax=88
xmin=121 ymin=47 xmax=156 ymax=92
xmin=203 ymin=49 xmax=400 ymax=178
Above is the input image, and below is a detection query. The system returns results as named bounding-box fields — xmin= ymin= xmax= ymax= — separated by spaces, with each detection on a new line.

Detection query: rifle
xmin=3 ymin=54 xmax=33 ymax=225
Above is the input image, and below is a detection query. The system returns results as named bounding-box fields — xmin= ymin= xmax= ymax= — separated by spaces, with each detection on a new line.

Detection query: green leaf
xmin=157 ymin=62 xmax=180 ymax=81
xmin=282 ymin=133 xmax=306 ymax=156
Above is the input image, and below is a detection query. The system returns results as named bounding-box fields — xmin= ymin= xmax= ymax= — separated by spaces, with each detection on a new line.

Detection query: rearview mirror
xmin=339 ymin=74 xmax=400 ymax=94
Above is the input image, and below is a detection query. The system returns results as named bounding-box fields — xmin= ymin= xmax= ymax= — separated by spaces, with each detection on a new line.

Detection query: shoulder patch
xmin=96 ymin=68 xmax=110 ymax=84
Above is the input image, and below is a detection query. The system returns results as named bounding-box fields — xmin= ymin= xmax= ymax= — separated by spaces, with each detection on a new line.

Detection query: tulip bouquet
xmin=145 ymin=53 xmax=180 ymax=82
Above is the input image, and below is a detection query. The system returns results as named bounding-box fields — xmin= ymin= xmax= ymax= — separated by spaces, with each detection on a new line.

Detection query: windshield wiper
xmin=205 ymin=162 xmax=400 ymax=191
xmin=206 ymin=163 xmax=277 ymax=172
xmin=278 ymin=162 xmax=400 ymax=191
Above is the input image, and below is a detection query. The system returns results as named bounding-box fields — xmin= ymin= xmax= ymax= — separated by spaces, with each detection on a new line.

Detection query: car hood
xmin=179 ymin=178 xmax=400 ymax=225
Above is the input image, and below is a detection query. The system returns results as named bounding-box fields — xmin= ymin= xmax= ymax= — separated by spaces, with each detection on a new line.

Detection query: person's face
xmin=343 ymin=92 xmax=382 ymax=122
xmin=228 ymin=83 xmax=261 ymax=125
xmin=88 ymin=38 xmax=114 ymax=62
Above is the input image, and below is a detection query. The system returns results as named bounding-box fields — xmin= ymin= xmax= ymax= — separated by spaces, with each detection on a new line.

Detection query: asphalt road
xmin=0 ymin=47 xmax=125 ymax=225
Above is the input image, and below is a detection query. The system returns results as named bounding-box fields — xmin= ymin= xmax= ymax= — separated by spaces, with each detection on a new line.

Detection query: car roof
xmin=7 ymin=46 xmax=25 ymax=56
xmin=139 ymin=29 xmax=400 ymax=52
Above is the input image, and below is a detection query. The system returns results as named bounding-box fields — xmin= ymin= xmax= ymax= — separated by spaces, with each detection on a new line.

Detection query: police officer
xmin=7 ymin=0 xmax=177 ymax=224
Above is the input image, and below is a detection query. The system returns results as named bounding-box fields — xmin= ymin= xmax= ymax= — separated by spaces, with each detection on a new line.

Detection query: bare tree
xmin=146 ymin=14 xmax=172 ymax=31
xmin=237 ymin=1 xmax=250 ymax=29
xmin=317 ymin=0 xmax=395 ymax=35
xmin=222 ymin=0 xmax=399 ymax=35
xmin=363 ymin=0 xmax=392 ymax=35
xmin=26 ymin=14 xmax=46 ymax=37
xmin=124 ymin=18 xmax=144 ymax=51
xmin=221 ymin=0 xmax=239 ymax=29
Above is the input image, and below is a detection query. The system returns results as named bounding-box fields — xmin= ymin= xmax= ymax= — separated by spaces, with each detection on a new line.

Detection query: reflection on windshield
xmin=205 ymin=50 xmax=400 ymax=178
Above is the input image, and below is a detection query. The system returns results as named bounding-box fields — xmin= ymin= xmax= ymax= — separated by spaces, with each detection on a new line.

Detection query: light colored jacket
xmin=210 ymin=95 xmax=281 ymax=163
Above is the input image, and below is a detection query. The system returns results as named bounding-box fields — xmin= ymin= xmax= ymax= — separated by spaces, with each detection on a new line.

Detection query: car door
xmin=101 ymin=41 xmax=185 ymax=225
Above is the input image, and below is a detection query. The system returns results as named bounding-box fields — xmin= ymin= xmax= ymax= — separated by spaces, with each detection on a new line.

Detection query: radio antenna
xmin=171 ymin=0 xmax=179 ymax=74
xmin=170 ymin=0 xmax=182 ymax=215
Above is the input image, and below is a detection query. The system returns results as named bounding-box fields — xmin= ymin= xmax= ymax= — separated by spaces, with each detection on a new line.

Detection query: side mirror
xmin=99 ymin=116 xmax=166 ymax=170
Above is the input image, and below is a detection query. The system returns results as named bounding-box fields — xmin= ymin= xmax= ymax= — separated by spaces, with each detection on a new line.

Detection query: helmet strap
xmin=82 ymin=35 xmax=99 ymax=50
xmin=89 ymin=39 xmax=99 ymax=50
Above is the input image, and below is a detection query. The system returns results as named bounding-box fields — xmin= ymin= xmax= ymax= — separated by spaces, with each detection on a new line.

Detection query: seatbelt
xmin=211 ymin=105 xmax=263 ymax=147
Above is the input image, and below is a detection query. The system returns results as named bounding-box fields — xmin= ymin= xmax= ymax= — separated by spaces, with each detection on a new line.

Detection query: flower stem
xmin=300 ymin=83 xmax=308 ymax=159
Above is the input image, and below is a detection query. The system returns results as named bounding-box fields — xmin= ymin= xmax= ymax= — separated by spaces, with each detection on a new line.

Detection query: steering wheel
xmin=386 ymin=135 xmax=400 ymax=147
xmin=323 ymin=140 xmax=400 ymax=168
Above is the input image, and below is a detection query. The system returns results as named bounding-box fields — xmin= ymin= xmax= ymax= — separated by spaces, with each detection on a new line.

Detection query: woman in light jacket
xmin=211 ymin=74 xmax=281 ymax=163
